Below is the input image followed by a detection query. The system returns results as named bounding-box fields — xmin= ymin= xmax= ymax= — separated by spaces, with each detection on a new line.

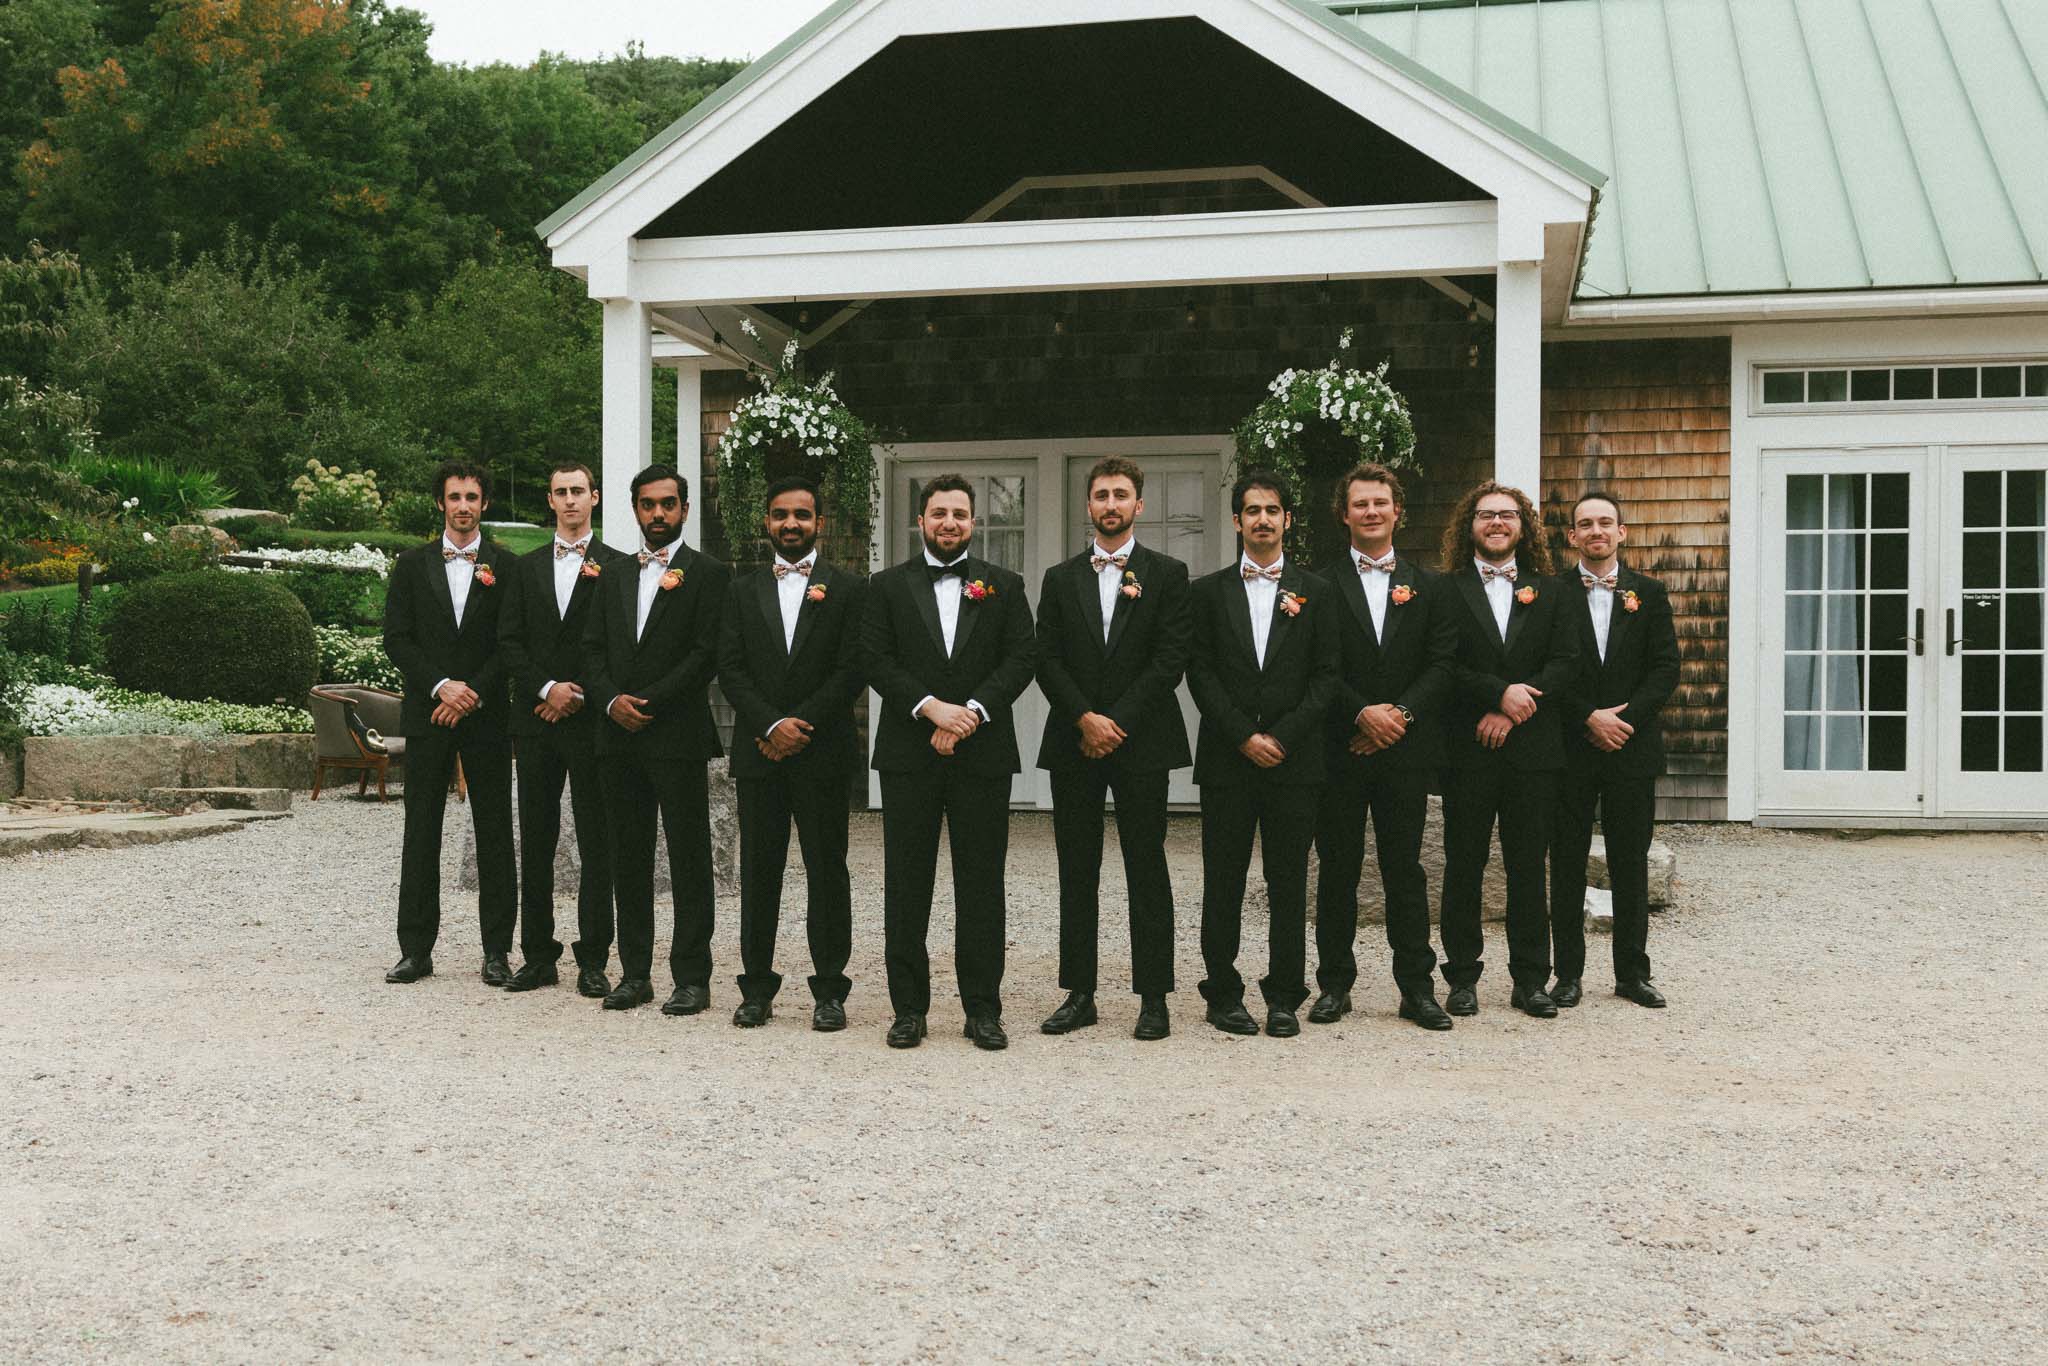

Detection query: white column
xmin=600 ymin=298 xmax=652 ymax=554
xmin=1493 ymin=260 xmax=1543 ymax=497
xmin=675 ymin=363 xmax=704 ymax=551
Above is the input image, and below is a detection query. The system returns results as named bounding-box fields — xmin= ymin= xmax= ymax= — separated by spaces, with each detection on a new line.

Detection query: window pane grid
xmin=1783 ymin=472 xmax=1909 ymax=772
xmin=1761 ymin=361 xmax=2048 ymax=407
xmin=1959 ymin=469 xmax=2047 ymax=774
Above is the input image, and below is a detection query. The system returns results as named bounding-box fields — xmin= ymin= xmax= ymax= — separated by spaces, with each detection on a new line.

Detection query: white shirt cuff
xmin=540 ymin=680 xmax=556 ymax=702
xmin=433 ymin=678 xmax=451 ymax=699
xmin=968 ymin=700 xmax=990 ymax=724
xmin=913 ymin=694 xmax=937 ymax=720
xmin=765 ymin=718 xmax=795 ymax=739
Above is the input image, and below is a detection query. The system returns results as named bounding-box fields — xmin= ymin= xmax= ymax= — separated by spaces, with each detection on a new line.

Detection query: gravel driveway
xmin=3 ymin=800 xmax=2043 ymax=1362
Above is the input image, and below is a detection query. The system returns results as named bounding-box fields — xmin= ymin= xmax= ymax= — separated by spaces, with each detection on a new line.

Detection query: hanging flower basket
xmin=1230 ymin=328 xmax=1418 ymax=498
xmin=715 ymin=320 xmax=880 ymax=561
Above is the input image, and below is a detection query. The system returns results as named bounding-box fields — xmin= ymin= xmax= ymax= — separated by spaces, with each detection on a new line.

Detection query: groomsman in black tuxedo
xmin=1436 ymin=480 xmax=1581 ymax=1019
xmin=583 ymin=464 xmax=731 ymax=1015
xmin=382 ymin=460 xmax=517 ymax=985
xmin=1033 ymin=456 xmax=1191 ymax=1042
xmin=1551 ymin=491 xmax=1680 ymax=1010
xmin=497 ymin=460 xmax=629 ymax=998
xmin=1186 ymin=470 xmax=1338 ymax=1039
xmin=716 ymin=476 xmax=866 ymax=1032
xmin=1311 ymin=463 xmax=1459 ymax=1031
xmin=863 ymin=473 xmax=1036 ymax=1051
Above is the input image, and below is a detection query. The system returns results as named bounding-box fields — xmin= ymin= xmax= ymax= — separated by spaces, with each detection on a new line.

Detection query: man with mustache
xmin=497 ymin=460 xmax=630 ymax=997
xmin=582 ymin=464 xmax=731 ymax=1015
xmin=716 ymin=476 xmax=866 ymax=1032
xmin=1186 ymin=469 xmax=1338 ymax=1039
xmin=1032 ymin=456 xmax=1191 ymax=1042
xmin=1311 ymin=462 xmax=1460 ymax=1031
xmin=1551 ymin=491 xmax=1680 ymax=1010
xmin=862 ymin=474 xmax=1036 ymax=1051
xmin=1436 ymin=480 xmax=1581 ymax=1019
xmin=383 ymin=460 xmax=517 ymax=987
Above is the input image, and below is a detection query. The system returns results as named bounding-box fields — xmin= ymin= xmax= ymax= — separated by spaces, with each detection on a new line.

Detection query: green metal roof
xmin=1332 ymin=0 xmax=2048 ymax=298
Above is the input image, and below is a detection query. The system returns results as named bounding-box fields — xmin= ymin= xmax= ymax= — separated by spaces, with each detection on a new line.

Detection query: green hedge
xmin=107 ymin=571 xmax=317 ymax=705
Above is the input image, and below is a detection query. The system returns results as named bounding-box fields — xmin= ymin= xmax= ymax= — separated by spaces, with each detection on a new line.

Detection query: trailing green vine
xmin=1230 ymin=328 xmax=1418 ymax=498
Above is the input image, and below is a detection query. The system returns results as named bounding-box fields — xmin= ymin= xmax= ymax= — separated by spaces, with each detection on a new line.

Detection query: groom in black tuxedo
xmin=1186 ymin=469 xmax=1338 ymax=1039
xmin=863 ymin=473 xmax=1036 ymax=1051
xmin=1311 ymin=463 xmax=1459 ymax=1031
xmin=496 ymin=460 xmax=630 ymax=997
xmin=1436 ymin=480 xmax=1581 ymax=1019
xmin=583 ymin=464 xmax=731 ymax=1015
xmin=716 ymin=476 xmax=866 ymax=1032
xmin=382 ymin=460 xmax=517 ymax=986
xmin=1033 ymin=456 xmax=1191 ymax=1042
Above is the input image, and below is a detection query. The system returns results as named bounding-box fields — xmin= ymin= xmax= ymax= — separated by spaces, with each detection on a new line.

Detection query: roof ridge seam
xmin=1591 ymin=0 xmax=1634 ymax=294
xmin=1850 ymin=0 xmax=1957 ymax=284
xmin=1926 ymin=0 xmax=2042 ymax=277
xmin=1655 ymin=0 xmax=1713 ymax=292
xmin=1786 ymin=0 xmax=1873 ymax=287
xmin=1720 ymin=0 xmax=1791 ymax=288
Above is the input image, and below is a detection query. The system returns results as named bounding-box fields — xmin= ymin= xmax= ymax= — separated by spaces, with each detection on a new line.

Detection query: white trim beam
xmin=629 ymin=202 xmax=1499 ymax=307
xmin=1567 ymin=284 xmax=2048 ymax=326
xmin=1493 ymin=261 xmax=1543 ymax=495
xmin=601 ymin=299 xmax=653 ymax=555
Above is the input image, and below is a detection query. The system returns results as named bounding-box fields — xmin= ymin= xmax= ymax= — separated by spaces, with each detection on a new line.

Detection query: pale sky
xmin=401 ymin=0 xmax=824 ymax=67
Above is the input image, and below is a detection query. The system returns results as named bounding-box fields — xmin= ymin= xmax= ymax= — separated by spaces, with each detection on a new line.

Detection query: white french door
xmin=1759 ymin=444 xmax=2048 ymax=819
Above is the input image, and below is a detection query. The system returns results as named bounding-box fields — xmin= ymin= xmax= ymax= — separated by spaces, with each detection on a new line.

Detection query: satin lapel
xmin=635 ymin=548 xmax=683 ymax=651
xmin=1226 ymin=571 xmax=1258 ymax=671
xmin=754 ymin=567 xmax=787 ymax=660
xmin=951 ymin=558 xmax=985 ymax=659
xmin=1103 ymin=548 xmax=1141 ymax=658
xmin=1073 ymin=554 xmax=1109 ymax=658
xmin=562 ymin=557 xmax=601 ymax=631
xmin=426 ymin=549 xmax=458 ymax=635
xmin=1569 ymin=569 xmax=1602 ymax=666
xmin=1335 ymin=560 xmax=1378 ymax=654
xmin=1503 ymin=574 xmax=1537 ymax=655
xmin=909 ymin=558 xmax=948 ymax=658
xmin=787 ymin=562 xmax=829 ymax=664
xmin=1264 ymin=565 xmax=1302 ymax=669
xmin=1457 ymin=568 xmax=1502 ymax=651
xmin=1603 ymin=565 xmax=1641 ymax=671
xmin=1379 ymin=556 xmax=1414 ymax=653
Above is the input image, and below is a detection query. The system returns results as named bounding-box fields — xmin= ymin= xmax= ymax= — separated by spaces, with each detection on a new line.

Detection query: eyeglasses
xmin=1473 ymin=510 xmax=1522 ymax=524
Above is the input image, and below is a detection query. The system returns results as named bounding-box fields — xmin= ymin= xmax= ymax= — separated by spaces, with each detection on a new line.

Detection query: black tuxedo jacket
xmin=863 ymin=555 xmax=1036 ymax=779
xmin=582 ymin=543 xmax=730 ymax=760
xmin=1557 ymin=564 xmax=1682 ymax=778
xmin=1321 ymin=552 xmax=1458 ymax=773
xmin=716 ymin=559 xmax=867 ymax=780
xmin=1033 ymin=543 xmax=1192 ymax=773
xmin=1439 ymin=563 xmax=1582 ymax=772
xmin=1186 ymin=562 xmax=1339 ymax=787
xmin=382 ymin=538 xmax=512 ymax=738
xmin=497 ymin=538 xmax=632 ymax=740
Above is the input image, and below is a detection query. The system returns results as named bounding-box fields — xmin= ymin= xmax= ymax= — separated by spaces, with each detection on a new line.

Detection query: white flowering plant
xmin=290 ymin=458 xmax=384 ymax=532
xmin=6 ymin=680 xmax=312 ymax=737
xmin=714 ymin=318 xmax=880 ymax=562
xmin=314 ymin=625 xmax=403 ymax=692
xmin=227 ymin=542 xmax=393 ymax=578
xmin=1231 ymin=328 xmax=1418 ymax=500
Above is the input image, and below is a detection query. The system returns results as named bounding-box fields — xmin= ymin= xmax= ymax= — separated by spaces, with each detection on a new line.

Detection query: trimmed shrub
xmin=107 ymin=570 xmax=317 ymax=705
xmin=87 ymin=522 xmax=219 ymax=583
xmin=383 ymin=490 xmax=441 ymax=537
xmin=276 ymin=568 xmax=384 ymax=628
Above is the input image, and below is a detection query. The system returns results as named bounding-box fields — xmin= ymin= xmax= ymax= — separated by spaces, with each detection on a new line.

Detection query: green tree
xmin=0 ymin=0 xmax=104 ymax=251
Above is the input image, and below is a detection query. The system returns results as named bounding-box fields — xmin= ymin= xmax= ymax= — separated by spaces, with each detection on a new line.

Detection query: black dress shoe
xmin=481 ymin=953 xmax=512 ymax=987
xmin=1040 ymin=991 xmax=1098 ymax=1035
xmin=812 ymin=999 xmax=846 ymax=1032
xmin=1510 ymin=984 xmax=1559 ymax=1018
xmin=963 ymin=1015 xmax=1009 ymax=1051
xmin=1265 ymin=1008 xmax=1301 ymax=1038
xmin=575 ymin=967 xmax=611 ymax=999
xmin=662 ymin=984 xmax=710 ymax=1016
xmin=503 ymin=961 xmax=558 ymax=993
xmin=732 ymin=999 xmax=772 ymax=1028
xmin=385 ymin=955 xmax=433 ymax=984
xmin=1445 ymin=985 xmax=1478 ymax=1016
xmin=1551 ymin=978 xmax=1583 ymax=1008
xmin=1306 ymin=991 xmax=1351 ymax=1024
xmin=1397 ymin=990 xmax=1454 ymax=1031
xmin=602 ymin=978 xmax=653 ymax=1011
xmin=1615 ymin=979 xmax=1668 ymax=1008
xmin=1205 ymin=1003 xmax=1259 ymax=1036
xmin=885 ymin=1013 xmax=927 ymax=1048
xmin=1134 ymin=995 xmax=1170 ymax=1041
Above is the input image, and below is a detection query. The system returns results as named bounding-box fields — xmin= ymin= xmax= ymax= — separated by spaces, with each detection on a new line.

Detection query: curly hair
xmin=1439 ymin=480 xmax=1553 ymax=576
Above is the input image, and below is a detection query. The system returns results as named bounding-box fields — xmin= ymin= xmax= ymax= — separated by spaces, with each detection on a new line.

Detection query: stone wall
xmin=23 ymin=734 xmax=317 ymax=801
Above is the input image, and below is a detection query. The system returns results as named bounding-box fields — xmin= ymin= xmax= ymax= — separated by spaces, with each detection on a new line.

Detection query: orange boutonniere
xmin=473 ymin=566 xmax=495 ymax=588
xmin=1278 ymin=590 xmax=1306 ymax=617
xmin=805 ymin=584 xmax=827 ymax=603
xmin=963 ymin=579 xmax=994 ymax=602
xmin=579 ymin=559 xmax=602 ymax=579
xmin=1390 ymin=583 xmax=1415 ymax=606
xmin=1121 ymin=570 xmax=1142 ymax=599
xmin=1621 ymin=589 xmax=1641 ymax=613
xmin=1515 ymin=585 xmax=1537 ymax=606
xmin=659 ymin=568 xmax=683 ymax=592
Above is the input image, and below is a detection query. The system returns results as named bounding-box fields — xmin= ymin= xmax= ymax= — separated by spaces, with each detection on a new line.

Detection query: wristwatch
xmin=1395 ymin=704 xmax=1415 ymax=725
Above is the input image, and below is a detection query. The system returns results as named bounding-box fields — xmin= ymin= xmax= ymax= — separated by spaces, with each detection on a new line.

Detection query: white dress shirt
xmin=774 ymin=548 xmax=816 ymax=652
xmin=432 ymin=532 xmax=481 ymax=702
xmin=1355 ymin=548 xmax=1394 ymax=641
xmin=539 ymin=534 xmax=593 ymax=701
xmin=1581 ymin=562 xmax=1617 ymax=662
xmin=914 ymin=549 xmax=988 ymax=725
xmin=1242 ymin=553 xmax=1283 ymax=667
xmin=635 ymin=542 xmax=677 ymax=641
xmin=1092 ymin=535 xmax=1135 ymax=641
xmin=1476 ymin=555 xmax=1516 ymax=639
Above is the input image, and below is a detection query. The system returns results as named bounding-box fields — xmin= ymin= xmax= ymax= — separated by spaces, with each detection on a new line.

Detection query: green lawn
xmin=490 ymin=524 xmax=556 ymax=556
xmin=0 ymin=583 xmax=85 ymax=606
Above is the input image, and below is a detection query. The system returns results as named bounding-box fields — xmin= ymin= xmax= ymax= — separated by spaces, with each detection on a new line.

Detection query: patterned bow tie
xmin=637 ymin=547 xmax=671 ymax=568
xmin=1478 ymin=563 xmax=1517 ymax=584
xmin=1241 ymin=562 xmax=1283 ymax=582
xmin=1356 ymin=552 xmax=1396 ymax=575
xmin=554 ymin=539 xmax=589 ymax=560
xmin=772 ymin=559 xmax=813 ymax=579
xmin=1581 ymin=570 xmax=1618 ymax=591
xmin=926 ymin=559 xmax=965 ymax=583
xmin=1090 ymin=551 xmax=1129 ymax=573
xmin=442 ymin=547 xmax=477 ymax=563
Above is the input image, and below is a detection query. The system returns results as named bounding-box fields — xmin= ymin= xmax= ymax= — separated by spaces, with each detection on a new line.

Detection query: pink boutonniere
xmin=1389 ymin=583 xmax=1415 ymax=606
xmin=1621 ymin=590 xmax=1641 ymax=613
xmin=1278 ymin=591 xmax=1306 ymax=617
xmin=579 ymin=559 xmax=602 ymax=579
xmin=473 ymin=567 xmax=495 ymax=588
xmin=1120 ymin=570 xmax=1142 ymax=600
xmin=805 ymin=584 xmax=827 ymax=603
xmin=659 ymin=568 xmax=683 ymax=592
xmin=1515 ymin=585 xmax=1537 ymax=606
xmin=963 ymin=579 xmax=994 ymax=603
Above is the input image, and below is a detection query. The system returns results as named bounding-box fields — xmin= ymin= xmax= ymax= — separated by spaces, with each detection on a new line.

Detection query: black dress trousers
xmin=1197 ymin=779 xmax=1317 ymax=1013
xmin=1313 ymin=763 xmax=1437 ymax=996
xmin=1439 ymin=767 xmax=1556 ymax=991
xmin=879 ymin=768 xmax=1011 ymax=1019
xmin=603 ymin=749 xmax=716 ymax=988
xmin=735 ymin=768 xmax=854 ymax=1006
xmin=1050 ymin=763 xmax=1175 ymax=996
xmin=1550 ymin=766 xmax=1657 ymax=985
xmin=396 ymin=722 xmax=516 ymax=960
xmin=513 ymin=723 xmax=615 ymax=970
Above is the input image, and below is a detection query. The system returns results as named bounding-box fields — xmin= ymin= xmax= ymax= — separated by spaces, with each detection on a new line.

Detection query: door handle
xmin=1907 ymin=607 xmax=1924 ymax=657
xmin=1946 ymin=608 xmax=1971 ymax=656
